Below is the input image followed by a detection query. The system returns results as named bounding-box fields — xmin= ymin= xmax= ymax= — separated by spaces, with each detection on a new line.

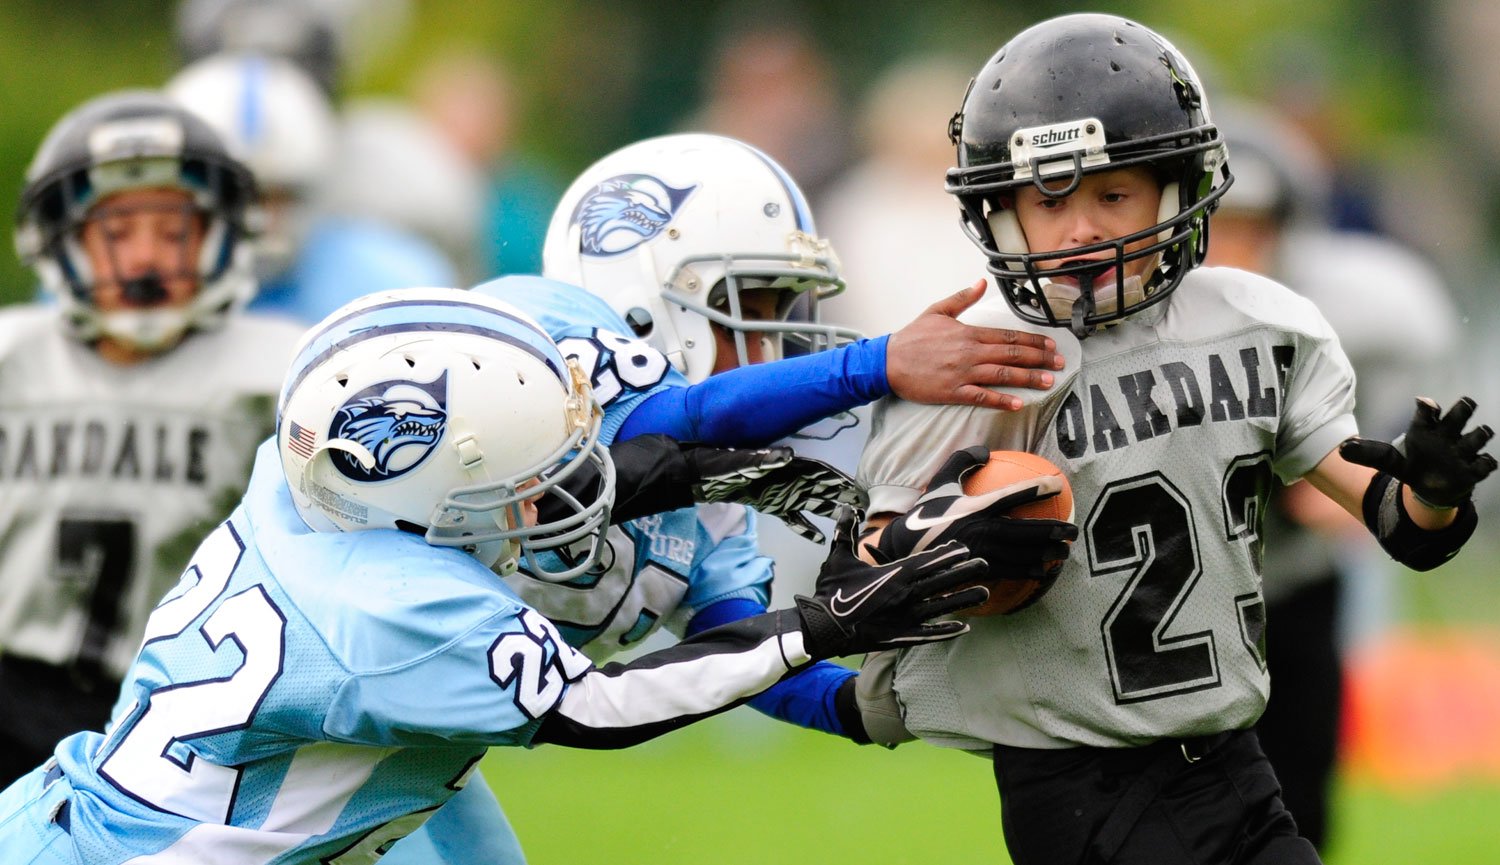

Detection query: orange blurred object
xmin=1341 ymin=628 xmax=1500 ymax=788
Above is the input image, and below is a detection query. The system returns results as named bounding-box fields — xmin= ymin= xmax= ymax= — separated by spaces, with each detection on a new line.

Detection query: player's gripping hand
xmin=686 ymin=445 xmax=867 ymax=544
xmin=795 ymin=507 xmax=990 ymax=659
xmin=870 ymin=446 xmax=1077 ymax=580
xmin=1339 ymin=396 xmax=1498 ymax=509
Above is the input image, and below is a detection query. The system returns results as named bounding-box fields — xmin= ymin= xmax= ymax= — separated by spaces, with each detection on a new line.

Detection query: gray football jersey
xmin=0 ymin=306 xmax=305 ymax=678
xmin=858 ymin=267 xmax=1358 ymax=750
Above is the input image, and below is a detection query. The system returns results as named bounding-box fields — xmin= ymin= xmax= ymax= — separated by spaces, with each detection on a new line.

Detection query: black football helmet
xmin=945 ymin=14 xmax=1232 ymax=337
xmin=14 ymin=90 xmax=258 ymax=348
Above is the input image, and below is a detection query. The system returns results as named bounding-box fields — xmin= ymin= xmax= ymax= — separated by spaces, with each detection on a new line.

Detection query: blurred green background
xmin=0 ymin=0 xmax=1464 ymax=303
xmin=5 ymin=1 xmax=1500 ymax=862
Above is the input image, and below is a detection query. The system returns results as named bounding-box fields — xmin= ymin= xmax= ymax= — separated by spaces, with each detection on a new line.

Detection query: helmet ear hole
xmin=624 ymin=307 xmax=654 ymax=338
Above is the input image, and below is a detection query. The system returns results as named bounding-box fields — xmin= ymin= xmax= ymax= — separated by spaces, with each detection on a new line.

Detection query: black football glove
xmin=687 ymin=445 xmax=867 ymax=544
xmin=536 ymin=435 xmax=867 ymax=538
xmin=795 ymin=507 xmax=991 ymax=659
xmin=871 ymin=446 xmax=1078 ymax=581
xmin=1339 ymin=397 xmax=1497 ymax=509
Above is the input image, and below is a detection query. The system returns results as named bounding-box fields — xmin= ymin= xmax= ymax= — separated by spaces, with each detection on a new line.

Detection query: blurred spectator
xmin=167 ymin=52 xmax=458 ymax=324
xmin=411 ymin=51 xmax=565 ymax=282
xmin=174 ymin=0 xmax=413 ymax=96
xmin=176 ymin=0 xmax=343 ymax=94
xmin=0 ymin=90 xmax=304 ymax=785
xmin=319 ymin=95 xmax=485 ymax=280
xmin=818 ymin=55 xmax=991 ymax=335
xmin=1207 ymin=99 xmax=1462 ymax=851
xmin=683 ymin=11 xmax=852 ymax=209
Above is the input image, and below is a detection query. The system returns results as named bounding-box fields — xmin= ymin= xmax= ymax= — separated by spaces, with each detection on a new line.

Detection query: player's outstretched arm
xmin=613 ymin=281 xmax=1063 ymax=447
xmin=1314 ymin=396 xmax=1496 ymax=571
xmin=530 ymin=510 xmax=988 ymax=749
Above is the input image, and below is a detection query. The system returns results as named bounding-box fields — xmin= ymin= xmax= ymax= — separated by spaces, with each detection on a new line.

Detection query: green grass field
xmin=482 ymin=708 xmax=1500 ymax=864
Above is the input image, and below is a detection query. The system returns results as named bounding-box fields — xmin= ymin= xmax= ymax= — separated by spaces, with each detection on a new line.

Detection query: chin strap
xmin=1070 ymin=270 xmax=1096 ymax=339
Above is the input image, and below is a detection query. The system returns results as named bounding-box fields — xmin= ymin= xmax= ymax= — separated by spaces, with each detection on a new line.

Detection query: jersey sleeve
xmin=688 ymin=597 xmax=858 ymax=738
xmin=622 ymin=503 xmax=773 ymax=638
xmin=531 ymin=609 xmax=812 ymax=749
xmin=322 ymin=600 xmax=586 ymax=749
xmin=1272 ymin=312 xmax=1359 ymax=482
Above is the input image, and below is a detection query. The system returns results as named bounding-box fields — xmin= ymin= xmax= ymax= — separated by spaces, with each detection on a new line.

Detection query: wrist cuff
xmin=1362 ymin=472 xmax=1478 ymax=571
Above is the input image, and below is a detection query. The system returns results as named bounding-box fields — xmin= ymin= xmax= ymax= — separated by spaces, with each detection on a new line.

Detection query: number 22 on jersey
xmin=99 ymin=523 xmax=285 ymax=822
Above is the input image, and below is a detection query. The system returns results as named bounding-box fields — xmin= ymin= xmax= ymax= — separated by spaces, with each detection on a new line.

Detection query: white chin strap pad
xmin=985 ymin=207 xmax=1029 ymax=273
xmin=1155 ymin=182 xmax=1180 ymax=243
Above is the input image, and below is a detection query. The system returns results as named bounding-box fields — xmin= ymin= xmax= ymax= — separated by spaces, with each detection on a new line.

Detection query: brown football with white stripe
xmin=958 ymin=451 xmax=1073 ymax=616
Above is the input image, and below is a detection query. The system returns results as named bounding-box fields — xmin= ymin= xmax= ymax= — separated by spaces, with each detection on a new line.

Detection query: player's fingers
xmin=957 ymin=386 xmax=1025 ymax=412
xmin=892 ymin=619 xmax=973 ymax=645
xmin=1458 ymin=424 xmax=1494 ymax=455
xmin=786 ymin=519 xmax=827 ymax=545
xmin=968 ymin=360 xmax=1059 ymax=389
xmin=920 ymin=279 xmax=989 ymax=318
xmin=930 ymin=446 xmax=993 ymax=486
xmin=1339 ymin=437 xmax=1405 ymax=475
xmin=1411 ymin=396 xmax=1443 ymax=430
xmin=963 ymin=329 xmax=1061 ymax=357
xmin=909 ymin=557 xmax=990 ymax=598
xmin=910 ymin=586 xmax=991 ymax=621
xmin=1475 ymin=453 xmax=1500 ymax=480
xmin=1438 ymin=396 xmax=1479 ymax=435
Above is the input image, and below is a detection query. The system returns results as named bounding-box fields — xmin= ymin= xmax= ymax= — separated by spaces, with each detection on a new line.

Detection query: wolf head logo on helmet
xmin=543 ymin=133 xmax=861 ymax=382
xmin=327 ymin=374 xmax=449 ymax=482
xmin=277 ymin=287 xmax=615 ymax=580
xmin=574 ymin=175 xmax=697 ymax=257
xmin=945 ymin=13 xmax=1232 ymax=338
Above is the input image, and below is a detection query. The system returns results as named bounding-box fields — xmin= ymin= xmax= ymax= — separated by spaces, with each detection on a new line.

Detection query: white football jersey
xmin=0 ymin=306 xmax=305 ymax=679
xmin=858 ymin=267 xmax=1358 ymax=751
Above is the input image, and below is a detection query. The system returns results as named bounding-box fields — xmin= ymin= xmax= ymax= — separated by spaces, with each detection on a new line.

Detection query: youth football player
xmin=0 ymin=90 xmax=305 ymax=786
xmin=853 ymin=14 xmax=1495 ymax=864
xmin=0 ymin=287 xmax=990 ymax=863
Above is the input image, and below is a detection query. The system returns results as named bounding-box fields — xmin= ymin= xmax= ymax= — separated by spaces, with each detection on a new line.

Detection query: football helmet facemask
xmin=14 ymin=90 xmax=257 ymax=353
xmin=946 ymin=13 xmax=1232 ymax=338
xmin=542 ymin=133 xmax=861 ymax=383
xmin=277 ymin=287 xmax=614 ymax=581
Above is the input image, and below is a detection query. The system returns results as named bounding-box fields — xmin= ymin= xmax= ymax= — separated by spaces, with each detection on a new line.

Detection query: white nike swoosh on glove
xmin=829 ymin=569 xmax=896 ymax=617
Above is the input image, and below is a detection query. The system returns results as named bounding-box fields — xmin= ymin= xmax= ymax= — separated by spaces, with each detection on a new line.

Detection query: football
xmin=957 ymin=451 xmax=1074 ymax=617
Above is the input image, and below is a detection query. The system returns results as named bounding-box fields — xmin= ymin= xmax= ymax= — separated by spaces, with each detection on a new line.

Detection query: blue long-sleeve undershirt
xmin=616 ymin=335 xmax=891 ymax=445
xmin=688 ymin=597 xmax=857 ymax=737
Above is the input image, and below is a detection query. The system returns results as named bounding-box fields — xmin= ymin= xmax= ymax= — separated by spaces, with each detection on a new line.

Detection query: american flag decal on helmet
xmin=287 ymin=420 xmax=317 ymax=459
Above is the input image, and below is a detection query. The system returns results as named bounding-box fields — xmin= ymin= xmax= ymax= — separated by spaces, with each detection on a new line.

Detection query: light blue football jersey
xmin=474 ymin=276 xmax=773 ymax=660
xmin=251 ymin=217 xmax=458 ymax=325
xmin=47 ymin=441 xmax=589 ymax=864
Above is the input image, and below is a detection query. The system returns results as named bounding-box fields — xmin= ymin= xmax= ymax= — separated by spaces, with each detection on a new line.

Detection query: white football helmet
xmin=13 ymin=89 xmax=257 ymax=352
xmin=542 ymin=133 xmax=861 ymax=383
xmin=277 ymin=287 xmax=614 ymax=580
xmin=167 ymin=52 xmax=338 ymax=275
